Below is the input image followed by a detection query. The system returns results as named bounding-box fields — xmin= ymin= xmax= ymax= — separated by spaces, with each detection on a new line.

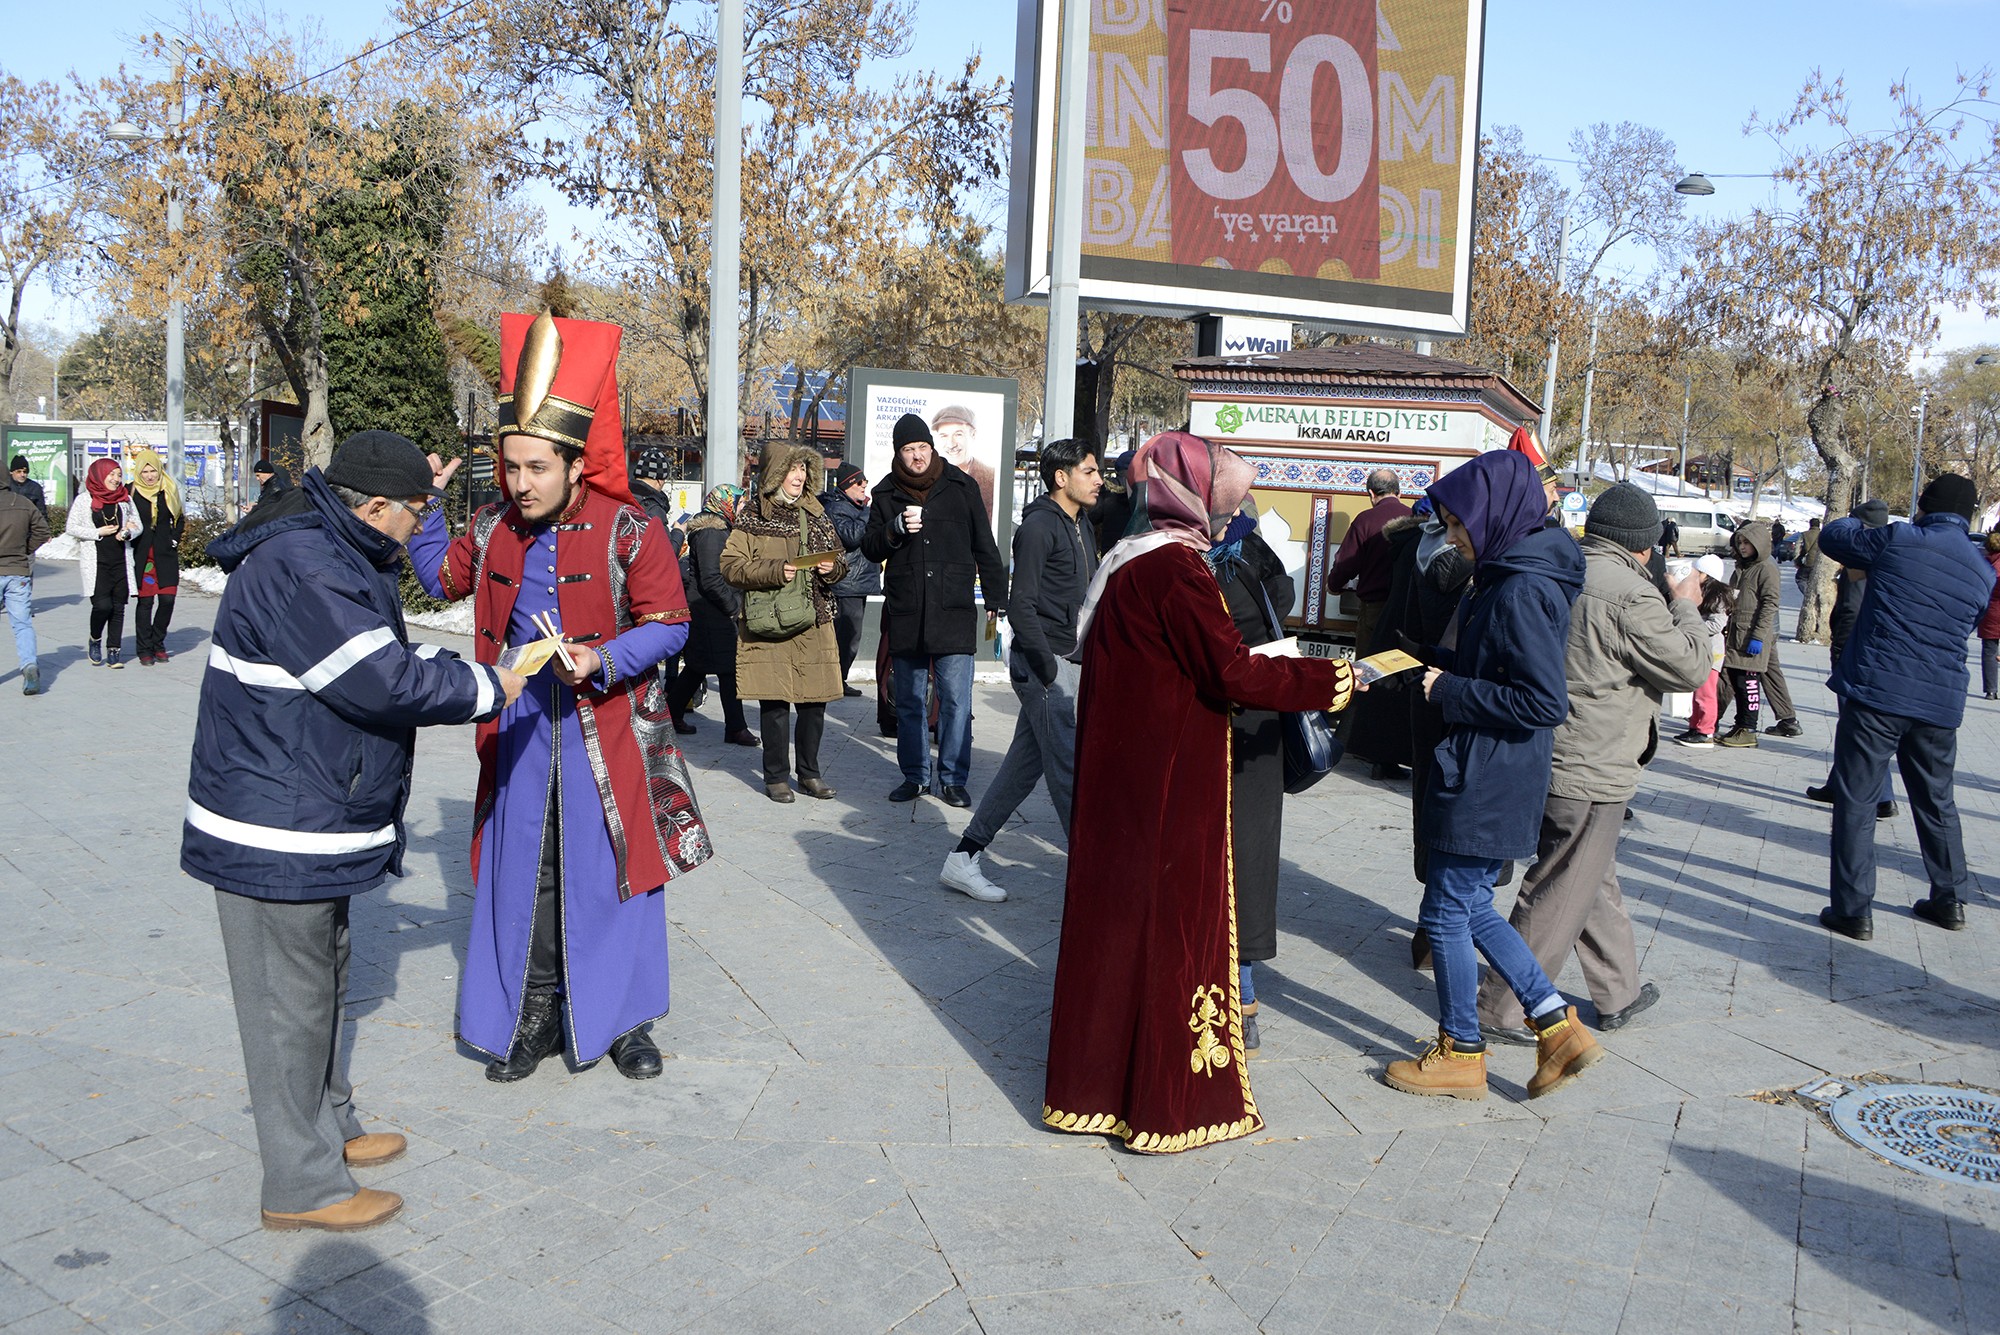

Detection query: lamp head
xmin=1674 ymin=173 xmax=1716 ymax=197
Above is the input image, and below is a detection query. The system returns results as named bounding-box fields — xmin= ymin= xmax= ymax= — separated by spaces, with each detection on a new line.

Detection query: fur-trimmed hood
xmin=755 ymin=444 xmax=827 ymax=516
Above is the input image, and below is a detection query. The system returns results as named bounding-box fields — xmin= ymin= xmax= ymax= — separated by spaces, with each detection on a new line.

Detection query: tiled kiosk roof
xmin=1175 ymin=345 xmax=1541 ymax=421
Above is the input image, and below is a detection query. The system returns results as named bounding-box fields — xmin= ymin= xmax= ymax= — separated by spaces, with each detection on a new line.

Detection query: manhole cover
xmin=1827 ymin=1083 xmax=2000 ymax=1187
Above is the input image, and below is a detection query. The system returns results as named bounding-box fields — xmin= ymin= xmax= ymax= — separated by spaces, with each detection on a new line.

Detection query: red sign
xmin=1166 ymin=0 xmax=1380 ymax=281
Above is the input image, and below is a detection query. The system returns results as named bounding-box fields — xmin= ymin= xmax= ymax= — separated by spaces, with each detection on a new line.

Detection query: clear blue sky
xmin=13 ymin=0 xmax=2000 ymax=350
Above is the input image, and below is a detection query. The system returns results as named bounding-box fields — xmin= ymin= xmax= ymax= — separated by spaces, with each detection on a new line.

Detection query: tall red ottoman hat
xmin=1506 ymin=424 xmax=1558 ymax=485
xmin=495 ymin=309 xmax=634 ymax=505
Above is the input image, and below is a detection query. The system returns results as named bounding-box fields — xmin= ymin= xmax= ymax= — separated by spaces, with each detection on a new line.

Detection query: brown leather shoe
xmin=796 ymin=778 xmax=837 ymax=800
xmin=343 ymin=1132 xmax=407 ymax=1168
xmin=262 ymin=1187 xmax=403 ymax=1233
xmin=1527 ymin=1005 xmax=1605 ymax=1098
xmin=1384 ymin=1031 xmax=1488 ymax=1100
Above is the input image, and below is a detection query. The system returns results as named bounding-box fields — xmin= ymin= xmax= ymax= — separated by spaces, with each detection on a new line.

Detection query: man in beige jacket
xmin=1477 ymin=483 xmax=1710 ymax=1043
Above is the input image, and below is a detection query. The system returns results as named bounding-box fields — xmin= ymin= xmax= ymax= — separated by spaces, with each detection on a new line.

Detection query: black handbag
xmin=1252 ymin=582 xmax=1342 ymax=794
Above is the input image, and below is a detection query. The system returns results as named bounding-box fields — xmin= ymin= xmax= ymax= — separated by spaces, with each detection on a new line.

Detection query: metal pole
xmin=1911 ymin=388 xmax=1929 ymax=515
xmin=1679 ymin=372 xmax=1693 ymax=497
xmin=1536 ymin=211 xmax=1571 ymax=449
xmin=705 ymin=0 xmax=743 ymax=496
xmin=1041 ymin=0 xmax=1092 ymax=449
xmin=1575 ymin=307 xmax=1599 ymax=488
xmin=166 ymin=43 xmax=186 ymax=485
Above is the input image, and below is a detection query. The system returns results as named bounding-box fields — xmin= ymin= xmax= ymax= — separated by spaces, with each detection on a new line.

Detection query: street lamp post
xmin=105 ymin=43 xmax=186 ymax=485
xmin=1536 ymin=211 xmax=1571 ymax=450
xmin=1911 ymin=388 xmax=1930 ymax=516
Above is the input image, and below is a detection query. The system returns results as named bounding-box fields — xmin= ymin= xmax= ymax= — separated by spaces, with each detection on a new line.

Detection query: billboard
xmin=843 ymin=368 xmax=1021 ymax=554
xmin=2 ymin=427 xmax=72 ymax=510
xmin=1006 ymin=0 xmax=1484 ymax=336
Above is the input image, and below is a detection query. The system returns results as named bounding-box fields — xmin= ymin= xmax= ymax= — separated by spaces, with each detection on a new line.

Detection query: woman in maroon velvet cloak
xmin=1043 ymin=432 xmax=1358 ymax=1153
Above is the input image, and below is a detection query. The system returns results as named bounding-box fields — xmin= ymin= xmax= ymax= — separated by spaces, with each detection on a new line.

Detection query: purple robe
xmin=411 ymin=518 xmax=687 ymax=1062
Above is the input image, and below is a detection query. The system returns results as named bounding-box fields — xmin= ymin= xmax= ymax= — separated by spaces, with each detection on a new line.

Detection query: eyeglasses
xmin=386 ymin=498 xmax=429 ymax=521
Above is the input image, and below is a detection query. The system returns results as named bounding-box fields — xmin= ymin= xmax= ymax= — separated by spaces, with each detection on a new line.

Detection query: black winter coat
xmin=131 ymin=491 xmax=183 ymax=593
xmin=860 ymin=463 xmax=1007 ymax=657
xmin=680 ymin=516 xmax=742 ymax=674
xmin=1008 ymin=493 xmax=1098 ymax=683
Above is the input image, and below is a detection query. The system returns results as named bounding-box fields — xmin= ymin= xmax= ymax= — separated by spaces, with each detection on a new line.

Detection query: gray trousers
xmin=215 ymin=890 xmax=364 ymax=1213
xmin=1763 ymin=650 xmax=1796 ymax=723
xmin=1476 ymin=794 xmax=1641 ymax=1030
xmin=964 ymin=656 xmax=1080 ymax=845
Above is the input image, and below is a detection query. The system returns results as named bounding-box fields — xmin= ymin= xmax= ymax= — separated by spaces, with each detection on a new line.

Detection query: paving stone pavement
xmin=2 ymin=559 xmax=1997 ymax=1334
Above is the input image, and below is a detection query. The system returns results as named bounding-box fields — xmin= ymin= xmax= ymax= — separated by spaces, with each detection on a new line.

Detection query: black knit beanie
xmin=1584 ymin=482 xmax=1662 ymax=552
xmin=1917 ymin=474 xmax=1977 ymax=521
xmin=892 ymin=413 xmax=933 ymax=449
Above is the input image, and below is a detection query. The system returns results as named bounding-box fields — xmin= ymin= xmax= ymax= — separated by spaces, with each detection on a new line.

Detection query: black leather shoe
xmin=1368 ymin=763 xmax=1409 ymax=781
xmin=608 ymin=1028 xmax=664 ymax=1080
xmin=1912 ymin=896 xmax=1966 ymax=930
xmin=842 ymin=685 xmax=863 ymax=697
xmin=765 ymin=783 xmax=795 ymax=803
xmin=797 ymin=778 xmax=837 ymax=800
xmin=1878 ymin=800 xmax=1897 ymax=820
xmin=888 ymin=781 xmax=924 ymax=802
xmin=939 ymin=785 xmax=972 ymax=808
xmin=1819 ymin=906 xmax=1874 ymax=941
xmin=1805 ymin=785 xmax=1833 ymax=804
xmin=672 ymin=717 xmax=697 ymax=735
xmin=1597 ymin=982 xmax=1660 ymax=1032
xmin=1479 ymin=1021 xmax=1537 ymax=1047
xmin=1765 ymin=718 xmax=1804 ymax=738
xmin=485 ymin=993 xmax=564 ymax=1082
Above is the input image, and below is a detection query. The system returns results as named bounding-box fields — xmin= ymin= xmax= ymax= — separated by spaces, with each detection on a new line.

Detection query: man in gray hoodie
xmin=939 ymin=438 xmax=1101 ymax=902
xmin=1477 ymin=484 xmax=1709 ymax=1043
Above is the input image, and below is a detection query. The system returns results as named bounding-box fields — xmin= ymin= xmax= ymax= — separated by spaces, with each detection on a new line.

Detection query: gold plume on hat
xmin=513 ymin=310 xmax=562 ymax=427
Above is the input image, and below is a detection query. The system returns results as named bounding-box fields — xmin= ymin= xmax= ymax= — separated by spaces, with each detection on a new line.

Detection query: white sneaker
xmin=940 ymin=851 xmax=1007 ymax=903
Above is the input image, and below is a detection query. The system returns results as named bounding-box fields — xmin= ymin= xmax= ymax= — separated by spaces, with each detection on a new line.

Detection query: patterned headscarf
xmin=125 ymin=446 xmax=181 ymax=519
xmin=1132 ymin=430 xmax=1256 ymax=549
xmin=701 ymin=484 xmax=746 ymax=526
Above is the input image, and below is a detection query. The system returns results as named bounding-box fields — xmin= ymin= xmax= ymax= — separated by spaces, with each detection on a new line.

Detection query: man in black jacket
xmin=861 ymin=413 xmax=1008 ymax=806
xmin=821 ymin=462 xmax=878 ymax=695
xmin=939 ymin=439 xmax=1100 ymax=901
xmin=8 ymin=456 xmax=48 ymax=520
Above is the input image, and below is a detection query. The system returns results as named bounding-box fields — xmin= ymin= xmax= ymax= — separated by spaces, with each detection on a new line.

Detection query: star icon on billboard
xmin=1214 ymin=404 xmax=1244 ymax=434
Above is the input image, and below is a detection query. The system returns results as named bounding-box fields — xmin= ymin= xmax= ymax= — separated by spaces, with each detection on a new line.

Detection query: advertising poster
xmin=844 ymin=368 xmax=1020 ymax=551
xmin=2 ymin=427 xmax=72 ymax=509
xmin=1008 ymin=0 xmax=1482 ymax=335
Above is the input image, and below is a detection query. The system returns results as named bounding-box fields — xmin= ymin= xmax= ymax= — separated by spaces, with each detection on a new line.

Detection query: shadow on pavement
xmin=282 ymin=1239 xmax=434 ymax=1333
xmin=1672 ymin=1141 xmax=1997 ymax=1332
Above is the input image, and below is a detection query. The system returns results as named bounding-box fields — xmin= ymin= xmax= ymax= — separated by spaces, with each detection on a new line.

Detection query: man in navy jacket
xmin=1819 ymin=473 xmax=1995 ymax=938
xmin=183 ymin=432 xmax=521 ymax=1232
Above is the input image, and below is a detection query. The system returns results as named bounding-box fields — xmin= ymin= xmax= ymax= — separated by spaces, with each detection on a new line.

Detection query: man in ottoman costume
xmin=410 ymin=310 xmax=712 ymax=1083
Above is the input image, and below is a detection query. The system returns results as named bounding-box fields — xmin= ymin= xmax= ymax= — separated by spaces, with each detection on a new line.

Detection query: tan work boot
xmin=343 ymin=1132 xmax=407 ymax=1168
xmin=1384 ymin=1031 xmax=1488 ymax=1100
xmin=262 ymin=1187 xmax=403 ymax=1233
xmin=1527 ymin=1005 xmax=1605 ymax=1098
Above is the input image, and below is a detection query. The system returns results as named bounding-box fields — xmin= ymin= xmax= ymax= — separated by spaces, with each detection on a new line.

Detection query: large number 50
xmin=1182 ymin=29 xmax=1373 ymax=204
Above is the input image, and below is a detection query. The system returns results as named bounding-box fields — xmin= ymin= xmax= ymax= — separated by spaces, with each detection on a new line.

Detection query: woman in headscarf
xmin=64 ymin=458 xmax=140 ymax=667
xmin=669 ymin=483 xmax=759 ymax=747
xmin=1386 ymin=448 xmax=1601 ymax=1102
xmin=720 ymin=446 xmax=847 ymax=802
xmin=1042 ymin=431 xmax=1357 ymax=1154
xmin=126 ymin=446 xmax=184 ymax=665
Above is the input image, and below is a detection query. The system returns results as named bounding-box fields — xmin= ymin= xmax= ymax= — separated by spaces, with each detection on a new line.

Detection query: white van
xmin=1656 ymin=500 xmax=1736 ymax=556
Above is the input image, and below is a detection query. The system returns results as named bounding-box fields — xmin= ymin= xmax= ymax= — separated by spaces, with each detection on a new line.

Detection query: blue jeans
xmin=1829 ymin=698 xmax=1967 ymax=918
xmin=0 ymin=576 xmax=35 ymax=671
xmin=1419 ymin=849 xmax=1562 ymax=1044
xmin=891 ymin=652 xmax=973 ymax=788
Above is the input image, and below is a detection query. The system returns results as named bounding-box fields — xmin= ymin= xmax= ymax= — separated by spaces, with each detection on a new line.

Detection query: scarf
xmin=737 ymin=490 xmax=841 ymax=626
xmin=126 ymin=446 xmax=181 ymax=519
xmin=86 ymin=458 xmax=130 ymax=509
xmin=1425 ymin=449 xmax=1548 ymax=567
xmin=702 ymin=484 xmax=745 ymax=526
xmin=1134 ymin=430 xmax=1255 ymax=550
xmin=892 ymin=448 xmax=945 ymax=503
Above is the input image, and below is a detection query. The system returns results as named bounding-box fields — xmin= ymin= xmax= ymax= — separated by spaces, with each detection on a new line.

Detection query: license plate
xmin=1296 ymin=639 xmax=1354 ymax=662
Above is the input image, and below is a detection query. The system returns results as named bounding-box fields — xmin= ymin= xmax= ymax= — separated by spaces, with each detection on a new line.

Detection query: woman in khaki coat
xmin=721 ymin=445 xmax=847 ymax=802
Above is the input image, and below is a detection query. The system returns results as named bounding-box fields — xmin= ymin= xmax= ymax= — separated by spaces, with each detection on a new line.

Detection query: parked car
xmin=1656 ymin=500 xmax=1738 ymax=556
xmin=1772 ymin=532 xmax=1799 ymax=564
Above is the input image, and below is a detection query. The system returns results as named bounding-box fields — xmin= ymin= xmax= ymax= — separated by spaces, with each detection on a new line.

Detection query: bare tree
xmin=1686 ymin=71 xmax=2000 ymax=641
